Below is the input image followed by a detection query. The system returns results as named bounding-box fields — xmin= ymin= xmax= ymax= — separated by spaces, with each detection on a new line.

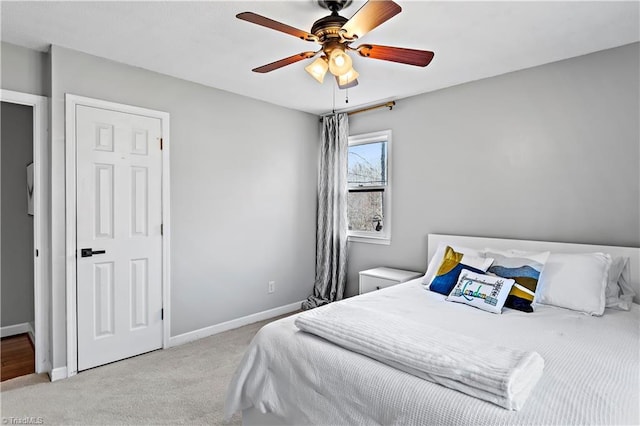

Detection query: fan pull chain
xmin=345 ymin=87 xmax=349 ymax=104
xmin=332 ymin=79 xmax=336 ymax=113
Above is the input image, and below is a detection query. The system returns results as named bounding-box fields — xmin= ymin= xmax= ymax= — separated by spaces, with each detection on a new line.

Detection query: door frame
xmin=65 ymin=94 xmax=171 ymax=377
xmin=0 ymin=89 xmax=51 ymax=374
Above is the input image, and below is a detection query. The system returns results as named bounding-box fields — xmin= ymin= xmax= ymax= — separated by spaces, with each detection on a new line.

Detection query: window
xmin=347 ymin=130 xmax=391 ymax=244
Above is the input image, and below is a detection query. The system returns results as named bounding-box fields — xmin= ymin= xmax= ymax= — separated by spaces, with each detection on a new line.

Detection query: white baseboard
xmin=27 ymin=322 xmax=35 ymax=345
xmin=49 ymin=366 xmax=68 ymax=382
xmin=168 ymin=300 xmax=303 ymax=348
xmin=1 ymin=322 xmax=32 ymax=338
xmin=38 ymin=360 xmax=52 ymax=376
xmin=45 ymin=301 xmax=302 ymax=381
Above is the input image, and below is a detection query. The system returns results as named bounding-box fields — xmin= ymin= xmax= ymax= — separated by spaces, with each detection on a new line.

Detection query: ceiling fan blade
xmin=341 ymin=0 xmax=402 ymax=40
xmin=355 ymin=44 xmax=434 ymax=67
xmin=252 ymin=52 xmax=317 ymax=73
xmin=236 ymin=12 xmax=318 ymax=42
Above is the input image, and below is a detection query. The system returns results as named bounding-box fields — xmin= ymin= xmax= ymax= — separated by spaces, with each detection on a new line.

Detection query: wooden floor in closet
xmin=1 ymin=333 xmax=35 ymax=381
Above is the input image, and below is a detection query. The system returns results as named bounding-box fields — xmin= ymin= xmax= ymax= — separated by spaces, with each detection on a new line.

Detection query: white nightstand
xmin=359 ymin=267 xmax=423 ymax=294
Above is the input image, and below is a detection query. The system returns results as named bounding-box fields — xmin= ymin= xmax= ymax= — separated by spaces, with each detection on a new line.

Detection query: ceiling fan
xmin=236 ymin=0 xmax=435 ymax=89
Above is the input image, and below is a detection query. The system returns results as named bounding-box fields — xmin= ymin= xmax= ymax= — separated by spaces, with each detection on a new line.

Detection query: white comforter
xmin=225 ymin=279 xmax=640 ymax=425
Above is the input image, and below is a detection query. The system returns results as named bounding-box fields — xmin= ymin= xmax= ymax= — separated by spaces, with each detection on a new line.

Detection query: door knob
xmin=81 ymin=248 xmax=106 ymax=258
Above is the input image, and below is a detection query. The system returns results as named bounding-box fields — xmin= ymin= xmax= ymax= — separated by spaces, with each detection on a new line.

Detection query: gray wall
xmin=1 ymin=42 xmax=48 ymax=96
xmin=4 ymin=40 xmax=638 ymax=371
xmin=1 ymin=101 xmax=34 ymax=327
xmin=48 ymin=45 xmax=318 ymax=368
xmin=346 ymin=42 xmax=640 ymax=297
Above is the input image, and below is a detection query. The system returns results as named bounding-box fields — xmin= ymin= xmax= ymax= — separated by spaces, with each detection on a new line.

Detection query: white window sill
xmin=348 ymin=235 xmax=391 ymax=245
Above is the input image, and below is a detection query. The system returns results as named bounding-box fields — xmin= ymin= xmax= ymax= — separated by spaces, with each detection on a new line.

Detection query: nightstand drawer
xmin=359 ymin=267 xmax=423 ymax=295
xmin=360 ymin=275 xmax=398 ymax=294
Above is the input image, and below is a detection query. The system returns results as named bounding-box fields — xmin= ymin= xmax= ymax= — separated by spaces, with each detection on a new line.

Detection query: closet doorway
xmin=0 ymin=90 xmax=50 ymax=379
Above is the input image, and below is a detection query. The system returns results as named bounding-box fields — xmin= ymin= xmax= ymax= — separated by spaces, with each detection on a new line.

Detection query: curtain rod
xmin=319 ymin=101 xmax=396 ymax=121
xmin=348 ymin=101 xmax=396 ymax=116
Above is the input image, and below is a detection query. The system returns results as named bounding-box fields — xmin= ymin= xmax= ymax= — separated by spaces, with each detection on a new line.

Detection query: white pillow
xmin=422 ymin=242 xmax=483 ymax=287
xmin=537 ymin=253 xmax=612 ymax=316
xmin=605 ymin=256 xmax=635 ymax=310
xmin=446 ymin=269 xmax=515 ymax=314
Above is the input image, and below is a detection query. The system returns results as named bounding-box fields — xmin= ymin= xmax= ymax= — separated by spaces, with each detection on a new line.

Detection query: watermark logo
xmin=2 ymin=417 xmax=44 ymax=425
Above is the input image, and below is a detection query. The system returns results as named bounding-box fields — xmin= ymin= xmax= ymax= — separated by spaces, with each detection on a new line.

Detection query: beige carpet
xmin=1 ymin=373 xmax=49 ymax=392
xmin=0 ymin=314 xmax=289 ymax=425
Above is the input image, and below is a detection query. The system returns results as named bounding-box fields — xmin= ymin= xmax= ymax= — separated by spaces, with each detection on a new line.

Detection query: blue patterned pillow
xmin=484 ymin=250 xmax=550 ymax=313
xmin=429 ymin=246 xmax=494 ymax=295
xmin=431 ymin=263 xmax=485 ymax=295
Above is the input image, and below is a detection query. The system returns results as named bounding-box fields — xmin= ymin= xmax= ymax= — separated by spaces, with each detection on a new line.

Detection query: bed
xmin=225 ymin=234 xmax=640 ymax=425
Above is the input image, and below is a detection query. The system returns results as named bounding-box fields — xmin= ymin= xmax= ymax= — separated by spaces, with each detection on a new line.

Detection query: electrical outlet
xmin=268 ymin=281 xmax=275 ymax=294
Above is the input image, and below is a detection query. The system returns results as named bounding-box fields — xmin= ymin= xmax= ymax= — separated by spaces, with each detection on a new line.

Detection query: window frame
xmin=346 ymin=130 xmax=392 ymax=245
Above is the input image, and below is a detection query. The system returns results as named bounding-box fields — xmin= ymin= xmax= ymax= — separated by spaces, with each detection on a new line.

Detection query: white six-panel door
xmin=76 ymin=105 xmax=163 ymax=371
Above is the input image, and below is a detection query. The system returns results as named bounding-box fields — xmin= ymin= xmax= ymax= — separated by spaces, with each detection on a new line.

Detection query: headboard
xmin=428 ymin=234 xmax=640 ymax=304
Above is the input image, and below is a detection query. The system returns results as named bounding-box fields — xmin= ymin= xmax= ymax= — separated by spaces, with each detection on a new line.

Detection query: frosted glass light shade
xmin=328 ymin=49 xmax=353 ymax=76
xmin=336 ymin=68 xmax=359 ymax=89
xmin=305 ymin=57 xmax=329 ymax=83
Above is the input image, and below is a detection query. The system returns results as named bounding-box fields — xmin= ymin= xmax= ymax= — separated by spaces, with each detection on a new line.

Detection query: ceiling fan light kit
xmin=305 ymin=57 xmax=329 ymax=83
xmin=336 ymin=68 xmax=359 ymax=89
xmin=327 ymin=46 xmax=353 ymax=76
xmin=237 ymin=0 xmax=434 ymax=89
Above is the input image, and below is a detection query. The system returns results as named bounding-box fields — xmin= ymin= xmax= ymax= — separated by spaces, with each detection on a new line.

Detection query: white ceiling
xmin=2 ymin=1 xmax=638 ymax=115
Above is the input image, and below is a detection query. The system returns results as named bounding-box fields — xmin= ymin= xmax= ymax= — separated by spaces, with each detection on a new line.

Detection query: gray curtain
xmin=302 ymin=113 xmax=349 ymax=310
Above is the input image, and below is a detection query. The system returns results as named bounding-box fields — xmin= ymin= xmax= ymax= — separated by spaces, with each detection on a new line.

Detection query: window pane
xmin=347 ymin=190 xmax=384 ymax=232
xmin=348 ymin=141 xmax=387 ymax=186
